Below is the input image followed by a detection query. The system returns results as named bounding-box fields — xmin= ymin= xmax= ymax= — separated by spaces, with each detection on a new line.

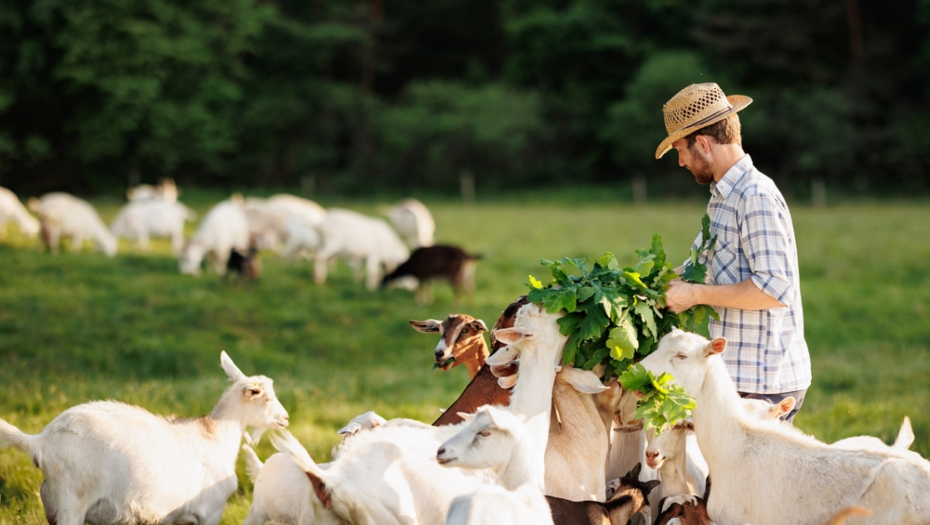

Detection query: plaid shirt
xmin=690 ymin=155 xmax=812 ymax=394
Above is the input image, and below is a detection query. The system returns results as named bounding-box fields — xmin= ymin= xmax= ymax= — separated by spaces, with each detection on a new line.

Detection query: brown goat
xmin=546 ymin=463 xmax=660 ymax=525
xmin=430 ymin=296 xmax=529 ymax=426
xmin=381 ymin=244 xmax=480 ymax=303
xmin=410 ymin=314 xmax=490 ymax=379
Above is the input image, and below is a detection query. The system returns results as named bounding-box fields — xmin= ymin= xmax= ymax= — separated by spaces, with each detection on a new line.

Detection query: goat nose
xmin=646 ymin=451 xmax=659 ymax=459
xmin=437 ymin=447 xmax=446 ymax=457
xmin=435 ymin=350 xmax=445 ymax=360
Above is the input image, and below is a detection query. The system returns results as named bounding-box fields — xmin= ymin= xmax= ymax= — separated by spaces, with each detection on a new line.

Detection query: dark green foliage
xmin=0 ymin=0 xmax=928 ymax=195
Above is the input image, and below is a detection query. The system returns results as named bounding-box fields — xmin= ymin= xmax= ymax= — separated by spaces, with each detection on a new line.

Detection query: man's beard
xmin=689 ymin=148 xmax=715 ymax=185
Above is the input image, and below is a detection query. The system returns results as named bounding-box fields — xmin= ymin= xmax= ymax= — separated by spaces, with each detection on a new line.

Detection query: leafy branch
xmin=524 ymin=214 xmax=719 ymax=432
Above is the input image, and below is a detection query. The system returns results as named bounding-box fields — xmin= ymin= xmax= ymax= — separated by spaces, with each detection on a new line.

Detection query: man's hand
xmin=665 ymin=279 xmax=697 ymax=314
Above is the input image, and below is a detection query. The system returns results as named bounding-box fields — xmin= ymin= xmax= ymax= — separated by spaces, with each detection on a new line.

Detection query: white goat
xmin=241 ymin=412 xmax=386 ymax=525
xmin=387 ymin=198 xmax=435 ymax=249
xmin=29 ymin=192 xmax=118 ymax=256
xmin=0 ymin=186 xmax=40 ymax=238
xmin=179 ymin=197 xmax=250 ymax=275
xmin=644 ymin=397 xmax=794 ymax=511
xmin=639 ymin=328 xmax=930 ymax=525
xmin=437 ymin=405 xmax=553 ymax=525
xmin=274 ymin=303 xmax=572 ymax=525
xmin=243 ymin=194 xmax=327 ymax=252
xmin=0 ymin=352 xmax=289 ymax=525
xmin=110 ymin=199 xmax=196 ymax=254
xmin=283 ymin=215 xmax=323 ymax=261
xmin=126 ymin=178 xmax=178 ymax=202
xmin=313 ymin=209 xmax=409 ymax=290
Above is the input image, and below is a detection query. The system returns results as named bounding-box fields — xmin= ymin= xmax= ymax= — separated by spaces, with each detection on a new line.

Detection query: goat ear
xmin=773 ymin=396 xmax=796 ymax=418
xmin=473 ymin=319 xmax=489 ymax=333
xmin=497 ymin=375 xmax=518 ymax=389
xmin=643 ymin=479 xmax=662 ymax=494
xmin=456 ymin=412 xmax=476 ymax=421
xmin=306 ymin=471 xmax=332 ymax=509
xmin=220 ymin=351 xmax=246 ymax=381
xmin=626 ymin=462 xmax=643 ymax=478
xmin=244 ymin=385 xmax=264 ymax=399
xmin=492 ymin=327 xmax=532 ymax=345
xmin=559 ymin=367 xmax=610 ymax=394
xmin=410 ymin=319 xmax=443 ymax=334
xmin=702 ymin=337 xmax=727 ymax=357
xmin=677 ymin=418 xmax=695 ymax=432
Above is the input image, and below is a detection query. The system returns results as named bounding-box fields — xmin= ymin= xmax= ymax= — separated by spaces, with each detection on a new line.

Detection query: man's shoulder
xmin=732 ymin=164 xmax=784 ymax=203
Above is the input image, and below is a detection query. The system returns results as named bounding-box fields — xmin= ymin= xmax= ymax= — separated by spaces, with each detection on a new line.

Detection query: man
xmin=656 ymin=83 xmax=811 ymax=422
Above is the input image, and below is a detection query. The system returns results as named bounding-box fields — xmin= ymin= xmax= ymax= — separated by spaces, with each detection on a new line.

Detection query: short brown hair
xmin=685 ymin=113 xmax=742 ymax=148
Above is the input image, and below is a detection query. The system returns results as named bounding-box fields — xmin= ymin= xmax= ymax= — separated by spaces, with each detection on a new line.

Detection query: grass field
xmin=0 ymin=195 xmax=928 ymax=524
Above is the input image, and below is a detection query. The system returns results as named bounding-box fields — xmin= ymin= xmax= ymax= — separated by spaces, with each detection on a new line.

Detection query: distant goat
xmin=29 ymin=192 xmax=118 ymax=256
xmin=126 ymin=178 xmax=178 ymax=202
xmin=227 ymin=247 xmax=262 ymax=282
xmin=382 ymin=245 xmax=480 ymax=303
xmin=179 ymin=197 xmax=250 ymax=275
xmin=387 ymin=198 xmax=435 ymax=249
xmin=0 ymin=186 xmax=40 ymax=239
xmin=110 ymin=199 xmax=196 ymax=254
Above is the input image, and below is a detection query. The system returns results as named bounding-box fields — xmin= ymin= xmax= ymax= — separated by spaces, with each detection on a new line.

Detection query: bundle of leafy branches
xmin=526 ymin=216 xmax=718 ymax=432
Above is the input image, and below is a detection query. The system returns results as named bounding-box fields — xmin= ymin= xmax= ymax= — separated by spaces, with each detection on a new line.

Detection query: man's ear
xmin=695 ymin=134 xmax=715 ymax=154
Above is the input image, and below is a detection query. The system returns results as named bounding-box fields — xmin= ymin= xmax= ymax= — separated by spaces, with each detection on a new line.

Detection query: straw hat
xmin=655 ymin=83 xmax=752 ymax=159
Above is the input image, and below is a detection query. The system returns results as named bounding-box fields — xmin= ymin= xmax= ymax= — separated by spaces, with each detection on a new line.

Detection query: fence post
xmin=633 ymin=176 xmax=647 ymax=205
xmin=301 ymin=175 xmax=316 ymax=197
xmin=812 ymin=179 xmax=826 ymax=208
xmin=461 ymin=171 xmax=475 ymax=204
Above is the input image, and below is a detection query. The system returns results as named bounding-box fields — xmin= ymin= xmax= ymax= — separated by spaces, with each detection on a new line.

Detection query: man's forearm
xmin=665 ymin=278 xmax=784 ymax=313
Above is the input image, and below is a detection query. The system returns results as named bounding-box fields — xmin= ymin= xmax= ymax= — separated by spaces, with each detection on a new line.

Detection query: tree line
xmin=1 ymin=0 xmax=927 ymax=198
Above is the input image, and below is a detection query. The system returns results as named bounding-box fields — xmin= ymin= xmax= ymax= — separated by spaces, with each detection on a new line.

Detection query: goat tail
xmin=0 ymin=418 xmax=39 ymax=459
xmin=270 ymin=430 xmax=325 ymax=478
xmin=893 ymin=416 xmax=914 ymax=450
xmin=825 ymin=506 xmax=871 ymax=525
xmin=241 ymin=444 xmax=264 ymax=484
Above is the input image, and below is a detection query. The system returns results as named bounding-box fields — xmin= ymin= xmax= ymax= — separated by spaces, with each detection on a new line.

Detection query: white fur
xmin=243 ymin=195 xmax=326 ymax=252
xmin=273 ymin=303 xmax=569 ymax=525
xmin=126 ymin=178 xmax=178 ymax=202
xmin=283 ymin=215 xmax=323 ymax=260
xmin=639 ymin=328 xmax=930 ymax=525
xmin=0 ymin=186 xmax=40 ymax=238
xmin=30 ymin=192 xmax=117 ymax=256
xmin=0 ymin=352 xmax=288 ymax=525
xmin=313 ymin=209 xmax=410 ymax=290
xmin=241 ymin=412 xmax=385 ymax=525
xmin=437 ymin=406 xmax=553 ymax=525
xmin=110 ymin=200 xmax=196 ymax=254
xmin=387 ymin=198 xmax=435 ymax=249
xmin=179 ymin=197 xmax=250 ymax=275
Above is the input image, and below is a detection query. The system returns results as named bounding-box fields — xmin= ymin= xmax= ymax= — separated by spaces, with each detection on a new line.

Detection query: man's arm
xmin=664 ymin=278 xmax=785 ymax=314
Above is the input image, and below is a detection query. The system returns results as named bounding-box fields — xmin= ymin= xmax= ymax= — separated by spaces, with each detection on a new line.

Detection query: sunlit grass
xmin=1 ymin=197 xmax=928 ymax=523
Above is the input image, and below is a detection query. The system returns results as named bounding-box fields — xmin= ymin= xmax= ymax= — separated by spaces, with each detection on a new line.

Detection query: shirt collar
xmin=710 ymin=154 xmax=753 ymax=199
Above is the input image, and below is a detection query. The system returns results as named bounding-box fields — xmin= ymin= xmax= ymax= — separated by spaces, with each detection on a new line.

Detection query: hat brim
xmin=655 ymin=95 xmax=752 ymax=160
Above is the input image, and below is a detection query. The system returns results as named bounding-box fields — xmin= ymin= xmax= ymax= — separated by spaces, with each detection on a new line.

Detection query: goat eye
xmin=478 ymin=430 xmax=491 ymax=437
xmin=675 ymin=353 xmax=687 ymax=360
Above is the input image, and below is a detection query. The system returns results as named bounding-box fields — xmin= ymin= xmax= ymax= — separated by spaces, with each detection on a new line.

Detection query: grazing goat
xmin=29 ymin=192 xmax=118 ymax=256
xmin=0 ymin=352 xmax=289 ymax=525
xmin=436 ymin=405 xmax=553 ymax=525
xmin=546 ymin=463 xmax=660 ymax=525
xmin=410 ymin=314 xmax=490 ymax=378
xmin=109 ymin=199 xmax=196 ymax=254
xmin=0 ymin=186 xmax=40 ymax=239
xmin=639 ymin=328 xmax=930 ymax=525
xmin=241 ymin=411 xmax=386 ymax=525
xmin=227 ymin=247 xmax=262 ymax=282
xmin=126 ymin=178 xmax=178 ymax=202
xmin=382 ymin=245 xmax=480 ymax=304
xmin=179 ymin=197 xmax=250 ymax=275
xmin=314 ymin=208 xmax=410 ymax=291
xmin=274 ymin=302 xmax=572 ymax=525
xmin=387 ymin=198 xmax=435 ymax=249
xmin=830 ymin=416 xmax=919 ymax=460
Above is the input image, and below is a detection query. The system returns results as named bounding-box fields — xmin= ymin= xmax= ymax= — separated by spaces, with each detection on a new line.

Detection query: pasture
xmin=0 ymin=195 xmax=928 ymax=524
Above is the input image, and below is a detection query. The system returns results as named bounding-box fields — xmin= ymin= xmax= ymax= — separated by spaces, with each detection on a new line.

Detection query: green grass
xmin=1 ymin=197 xmax=929 ymax=523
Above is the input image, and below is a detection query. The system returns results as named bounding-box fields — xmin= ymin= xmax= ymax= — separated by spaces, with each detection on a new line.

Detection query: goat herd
xmin=3 ymin=184 xmax=930 ymax=525
xmin=0 ymin=179 xmax=479 ymax=300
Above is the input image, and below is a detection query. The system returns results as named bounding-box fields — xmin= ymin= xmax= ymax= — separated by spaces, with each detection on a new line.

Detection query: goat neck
xmin=690 ymin=358 xmax=744 ymax=468
xmin=206 ymin=386 xmax=253 ymax=456
xmin=496 ymin=430 xmax=545 ymax=492
xmin=456 ymin=335 xmax=489 ymax=378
